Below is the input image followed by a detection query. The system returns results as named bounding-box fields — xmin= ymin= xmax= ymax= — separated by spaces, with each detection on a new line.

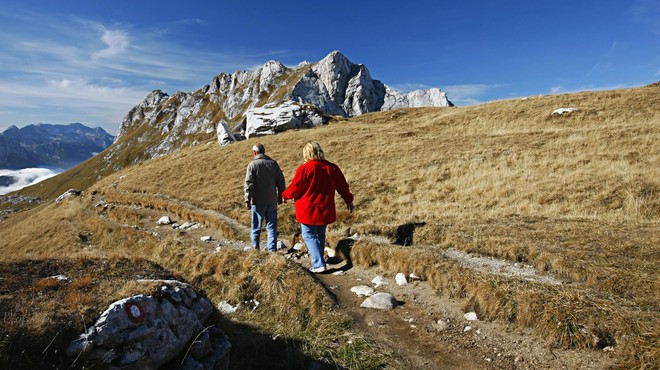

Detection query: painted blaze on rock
xmin=67 ymin=280 xmax=230 ymax=369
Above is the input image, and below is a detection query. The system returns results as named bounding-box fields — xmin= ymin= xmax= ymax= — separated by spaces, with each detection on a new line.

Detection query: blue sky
xmin=0 ymin=0 xmax=658 ymax=134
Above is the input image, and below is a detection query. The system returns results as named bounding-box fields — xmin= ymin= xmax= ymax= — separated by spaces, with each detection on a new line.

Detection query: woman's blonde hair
xmin=303 ymin=141 xmax=325 ymax=162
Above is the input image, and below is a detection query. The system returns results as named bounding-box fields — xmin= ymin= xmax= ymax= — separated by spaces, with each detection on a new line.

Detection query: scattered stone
xmin=200 ymin=236 xmax=213 ymax=242
xmin=464 ymin=326 xmax=473 ymax=332
xmin=552 ymin=107 xmax=577 ymax=115
xmin=276 ymin=240 xmax=286 ymax=250
xmin=371 ymin=275 xmax=388 ymax=288
xmin=464 ymin=312 xmax=478 ymax=321
xmin=360 ymin=292 xmax=398 ymax=310
xmin=0 ymin=195 xmax=41 ymax=205
xmin=48 ymin=274 xmax=69 ymax=281
xmin=350 ymin=285 xmax=375 ymax=297
xmin=56 ymin=189 xmax=81 ymax=203
xmin=432 ymin=319 xmax=448 ymax=332
xmin=158 ymin=216 xmax=172 ymax=225
xmin=409 ymin=273 xmax=422 ymax=281
xmin=332 ymin=270 xmax=346 ymax=276
xmin=214 ymin=246 xmax=222 ymax=253
xmin=395 ymin=272 xmax=408 ymax=286
xmin=324 ymin=246 xmax=336 ymax=257
xmin=179 ymin=222 xmax=201 ymax=230
xmin=293 ymin=242 xmax=304 ymax=251
xmin=243 ymin=246 xmax=253 ymax=252
xmin=244 ymin=299 xmax=260 ymax=311
xmin=217 ymin=301 xmax=239 ymax=315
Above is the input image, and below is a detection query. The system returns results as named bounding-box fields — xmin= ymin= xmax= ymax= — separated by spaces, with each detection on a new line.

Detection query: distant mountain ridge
xmin=0 ymin=122 xmax=114 ymax=170
xmin=110 ymin=51 xmax=453 ymax=163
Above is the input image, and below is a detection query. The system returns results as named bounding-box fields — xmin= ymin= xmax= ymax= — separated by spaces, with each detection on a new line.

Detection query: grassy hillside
xmin=3 ymin=83 xmax=659 ymax=368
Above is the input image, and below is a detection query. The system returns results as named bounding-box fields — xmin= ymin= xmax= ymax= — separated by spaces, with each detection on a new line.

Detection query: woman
xmin=282 ymin=141 xmax=354 ymax=273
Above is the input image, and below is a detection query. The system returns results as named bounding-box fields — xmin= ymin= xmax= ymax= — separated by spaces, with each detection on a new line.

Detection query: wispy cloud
xmin=550 ymin=86 xmax=562 ymax=94
xmin=628 ymin=0 xmax=660 ymax=35
xmin=93 ymin=28 xmax=130 ymax=59
xmin=0 ymin=10 xmax=263 ymax=133
xmin=546 ymin=83 xmax=635 ymax=96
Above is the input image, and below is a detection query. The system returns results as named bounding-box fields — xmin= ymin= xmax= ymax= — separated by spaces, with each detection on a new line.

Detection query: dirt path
xmin=99 ymin=193 xmax=614 ymax=369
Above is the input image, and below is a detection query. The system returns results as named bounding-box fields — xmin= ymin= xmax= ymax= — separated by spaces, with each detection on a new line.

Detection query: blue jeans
xmin=301 ymin=224 xmax=327 ymax=269
xmin=251 ymin=204 xmax=278 ymax=251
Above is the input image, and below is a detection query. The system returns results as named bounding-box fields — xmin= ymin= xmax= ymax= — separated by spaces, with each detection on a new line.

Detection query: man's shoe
xmin=310 ymin=266 xmax=327 ymax=273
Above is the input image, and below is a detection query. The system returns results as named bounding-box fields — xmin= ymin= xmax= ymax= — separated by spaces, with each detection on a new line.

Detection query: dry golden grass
xmin=3 ymin=83 xmax=660 ymax=368
xmin=0 ymin=196 xmax=397 ymax=368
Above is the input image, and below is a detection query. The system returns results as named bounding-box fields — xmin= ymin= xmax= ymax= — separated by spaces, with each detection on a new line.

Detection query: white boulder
xmin=217 ymin=301 xmax=239 ymax=315
xmin=360 ymin=292 xmax=398 ymax=310
xmin=56 ymin=189 xmax=81 ymax=203
xmin=371 ymin=275 xmax=389 ymax=288
xmin=395 ymin=273 xmax=408 ymax=286
xmin=66 ymin=281 xmax=230 ymax=368
xmin=245 ymin=100 xmax=326 ymax=138
xmin=552 ymin=107 xmax=577 ymax=115
xmin=350 ymin=285 xmax=375 ymax=297
xmin=216 ymin=121 xmax=236 ymax=146
xmin=157 ymin=216 xmax=172 ymax=225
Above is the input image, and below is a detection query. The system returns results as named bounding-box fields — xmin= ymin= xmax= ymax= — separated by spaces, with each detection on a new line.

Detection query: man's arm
xmin=244 ymin=163 xmax=254 ymax=209
xmin=276 ymin=165 xmax=285 ymax=204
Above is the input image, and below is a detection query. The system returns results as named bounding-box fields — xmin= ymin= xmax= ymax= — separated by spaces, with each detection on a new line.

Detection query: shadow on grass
xmin=207 ymin=311 xmax=344 ymax=370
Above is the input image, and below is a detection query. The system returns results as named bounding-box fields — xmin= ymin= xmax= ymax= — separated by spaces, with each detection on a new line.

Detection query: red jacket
xmin=282 ymin=159 xmax=353 ymax=225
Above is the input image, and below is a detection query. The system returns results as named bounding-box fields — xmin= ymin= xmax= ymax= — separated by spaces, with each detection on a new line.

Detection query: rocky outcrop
xmin=383 ymin=87 xmax=453 ymax=110
xmin=216 ymin=121 xmax=237 ymax=146
xmin=245 ymin=101 xmax=327 ymax=138
xmin=100 ymin=51 xmax=453 ymax=174
xmin=66 ymin=280 xmax=230 ymax=369
xmin=55 ymin=189 xmax=81 ymax=203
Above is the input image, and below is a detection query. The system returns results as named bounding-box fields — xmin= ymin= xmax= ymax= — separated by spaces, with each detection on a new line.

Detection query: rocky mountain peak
xmin=109 ymin=50 xmax=453 ymax=168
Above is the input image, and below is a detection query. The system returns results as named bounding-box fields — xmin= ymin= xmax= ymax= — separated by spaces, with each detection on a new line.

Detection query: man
xmin=244 ymin=143 xmax=285 ymax=251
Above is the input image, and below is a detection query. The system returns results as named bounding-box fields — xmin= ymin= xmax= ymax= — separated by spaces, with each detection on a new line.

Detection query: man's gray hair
xmin=252 ymin=143 xmax=265 ymax=154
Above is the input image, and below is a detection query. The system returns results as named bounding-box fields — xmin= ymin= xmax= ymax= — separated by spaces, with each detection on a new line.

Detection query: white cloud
xmin=0 ymin=168 xmax=60 ymax=195
xmin=93 ymin=28 xmax=130 ymax=59
xmin=550 ymin=86 xmax=562 ymax=94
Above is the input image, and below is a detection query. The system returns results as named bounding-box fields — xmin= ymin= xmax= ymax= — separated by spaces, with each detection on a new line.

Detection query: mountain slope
xmin=5 ymin=82 xmax=659 ymax=368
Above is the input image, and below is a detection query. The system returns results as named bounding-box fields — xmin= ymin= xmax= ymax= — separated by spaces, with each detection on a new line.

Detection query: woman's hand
xmin=347 ymin=202 xmax=354 ymax=213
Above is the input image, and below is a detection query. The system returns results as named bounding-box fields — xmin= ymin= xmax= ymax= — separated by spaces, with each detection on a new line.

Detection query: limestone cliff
xmin=103 ymin=51 xmax=453 ymax=171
